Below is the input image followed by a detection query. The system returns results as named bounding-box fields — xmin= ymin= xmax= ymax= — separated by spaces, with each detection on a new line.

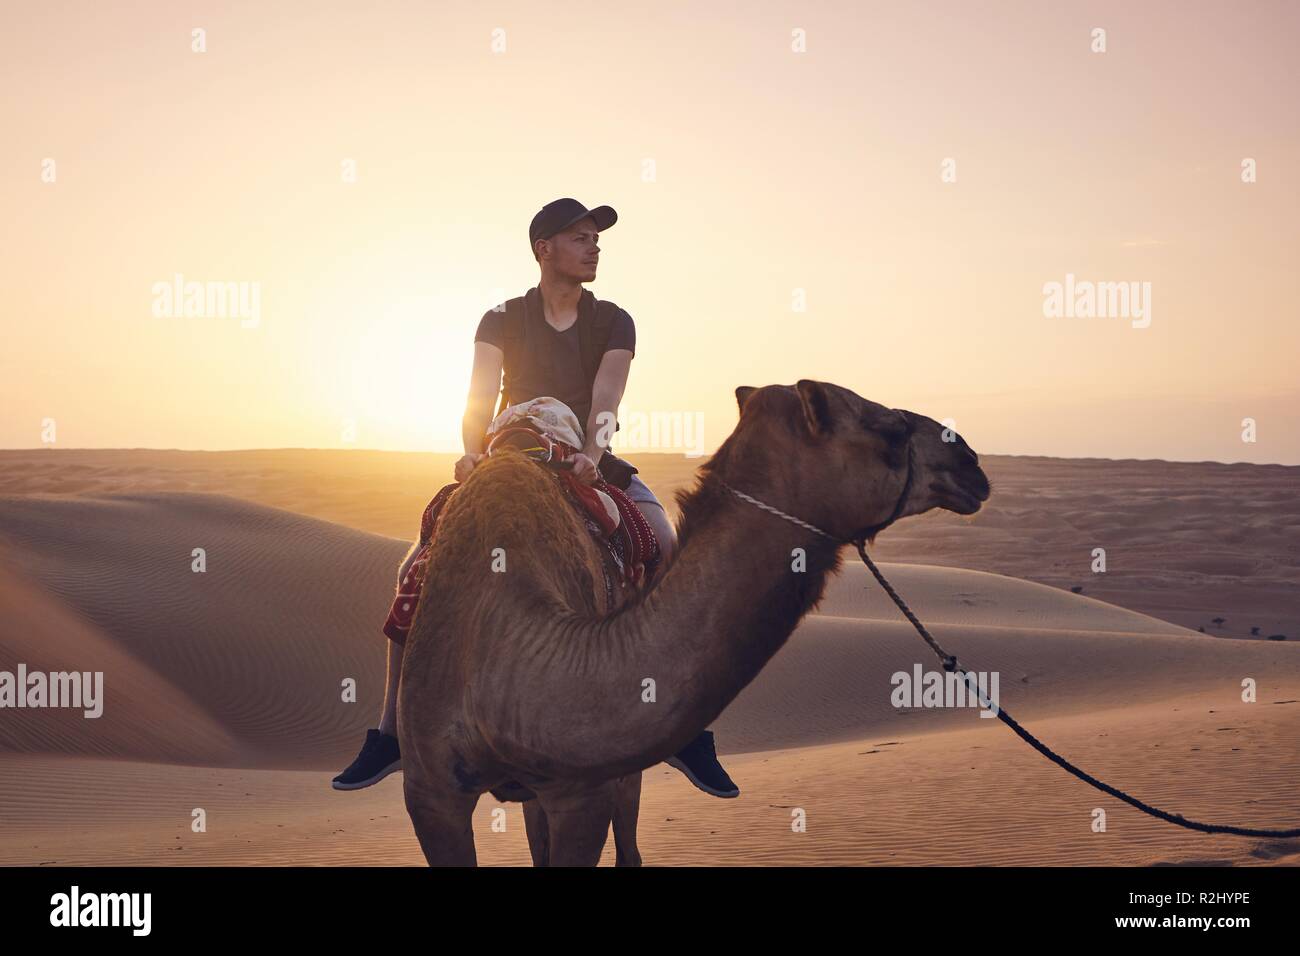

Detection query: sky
xmin=3 ymin=0 xmax=1298 ymax=463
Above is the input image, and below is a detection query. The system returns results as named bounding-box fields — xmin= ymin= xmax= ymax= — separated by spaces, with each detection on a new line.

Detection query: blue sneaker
xmin=666 ymin=730 xmax=739 ymax=798
xmin=331 ymin=729 xmax=401 ymax=790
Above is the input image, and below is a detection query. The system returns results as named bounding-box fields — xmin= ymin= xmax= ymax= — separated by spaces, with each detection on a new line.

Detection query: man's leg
xmin=331 ymin=542 xmax=419 ymax=790
xmin=626 ymin=477 xmax=739 ymax=799
xmin=632 ymin=496 xmax=676 ymax=566
xmin=377 ymin=640 xmax=402 ymax=737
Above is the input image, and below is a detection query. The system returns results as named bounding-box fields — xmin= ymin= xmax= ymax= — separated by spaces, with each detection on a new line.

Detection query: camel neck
xmin=626 ymin=479 xmax=843 ymax=742
xmin=463 ymin=462 xmax=845 ymax=782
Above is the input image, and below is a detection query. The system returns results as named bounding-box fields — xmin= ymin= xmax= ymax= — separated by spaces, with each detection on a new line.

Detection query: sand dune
xmin=3 ymin=693 xmax=1297 ymax=867
xmin=2 ymin=448 xmax=1295 ymax=642
xmin=0 ymin=455 xmax=1297 ymax=866
xmin=6 ymin=491 xmax=1293 ymax=765
xmin=0 ymin=562 xmax=238 ymax=764
xmin=0 ymin=492 xmax=401 ymax=768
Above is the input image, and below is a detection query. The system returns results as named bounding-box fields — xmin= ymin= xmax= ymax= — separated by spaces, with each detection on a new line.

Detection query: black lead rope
xmin=853 ymin=540 xmax=1300 ymax=840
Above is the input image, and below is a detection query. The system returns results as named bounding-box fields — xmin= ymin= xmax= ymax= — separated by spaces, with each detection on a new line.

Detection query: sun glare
xmin=344 ymin=296 xmax=475 ymax=452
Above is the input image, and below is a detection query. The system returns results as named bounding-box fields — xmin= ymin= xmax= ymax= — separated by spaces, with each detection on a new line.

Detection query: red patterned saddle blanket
xmin=382 ymin=427 xmax=661 ymax=644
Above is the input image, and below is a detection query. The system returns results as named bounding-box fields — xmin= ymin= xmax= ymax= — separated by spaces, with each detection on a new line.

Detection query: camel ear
xmin=735 ymin=385 xmax=757 ymax=413
xmin=795 ymin=379 xmax=835 ymax=437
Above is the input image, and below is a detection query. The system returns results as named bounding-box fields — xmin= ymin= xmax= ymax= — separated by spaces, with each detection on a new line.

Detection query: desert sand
xmin=0 ymin=448 xmax=1297 ymax=866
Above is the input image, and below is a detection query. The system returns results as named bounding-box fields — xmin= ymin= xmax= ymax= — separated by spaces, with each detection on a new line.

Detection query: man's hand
xmin=454 ymin=453 xmax=485 ymax=482
xmin=568 ymin=452 xmax=599 ymax=485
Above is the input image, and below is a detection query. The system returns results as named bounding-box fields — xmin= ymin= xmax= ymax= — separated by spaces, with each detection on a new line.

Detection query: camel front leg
xmin=612 ymin=773 xmax=643 ymax=867
xmin=403 ymin=780 xmax=480 ymax=867
xmin=536 ymin=784 xmax=616 ymax=867
xmin=521 ymin=799 xmax=551 ymax=867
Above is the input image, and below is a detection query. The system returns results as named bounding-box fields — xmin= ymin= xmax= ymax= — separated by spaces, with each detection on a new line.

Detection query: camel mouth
xmin=948 ymin=488 xmax=984 ymax=515
xmin=932 ymin=469 xmax=990 ymax=515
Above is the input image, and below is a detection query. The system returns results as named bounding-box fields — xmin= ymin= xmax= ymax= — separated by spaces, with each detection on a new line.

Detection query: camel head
xmin=724 ymin=380 xmax=990 ymax=543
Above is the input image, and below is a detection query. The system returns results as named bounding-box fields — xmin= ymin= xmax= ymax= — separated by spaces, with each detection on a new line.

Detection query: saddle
xmin=381 ymin=424 xmax=661 ymax=645
xmin=482 ymin=394 xmax=641 ymax=492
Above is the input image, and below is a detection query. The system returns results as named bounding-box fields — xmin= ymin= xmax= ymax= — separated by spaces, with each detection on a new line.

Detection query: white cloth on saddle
xmin=487 ymin=395 xmax=586 ymax=450
xmin=486 ymin=396 xmax=621 ymax=532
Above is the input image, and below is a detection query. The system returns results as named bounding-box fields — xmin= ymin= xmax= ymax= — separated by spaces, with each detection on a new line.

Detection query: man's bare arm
xmin=582 ymin=348 xmax=633 ymax=460
xmin=463 ymin=341 xmax=504 ymax=454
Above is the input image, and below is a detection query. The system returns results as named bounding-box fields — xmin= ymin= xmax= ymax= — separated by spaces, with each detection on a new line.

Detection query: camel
xmin=396 ymin=379 xmax=991 ymax=866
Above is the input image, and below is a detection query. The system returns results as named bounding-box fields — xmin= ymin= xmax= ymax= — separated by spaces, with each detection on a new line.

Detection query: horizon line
xmin=1 ymin=446 xmax=1295 ymax=469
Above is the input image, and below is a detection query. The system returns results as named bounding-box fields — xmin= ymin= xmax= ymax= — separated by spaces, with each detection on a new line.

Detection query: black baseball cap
xmin=528 ymin=198 xmax=618 ymax=255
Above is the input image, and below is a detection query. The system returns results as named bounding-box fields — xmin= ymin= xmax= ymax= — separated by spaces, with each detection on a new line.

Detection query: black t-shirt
xmin=474 ymin=293 xmax=635 ymax=428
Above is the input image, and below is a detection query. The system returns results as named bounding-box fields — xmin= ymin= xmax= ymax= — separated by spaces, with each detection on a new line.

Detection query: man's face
xmin=537 ymin=216 xmax=601 ymax=282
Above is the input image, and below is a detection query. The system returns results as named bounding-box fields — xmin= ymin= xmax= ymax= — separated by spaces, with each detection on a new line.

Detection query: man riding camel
xmin=332 ymin=197 xmax=739 ymax=799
